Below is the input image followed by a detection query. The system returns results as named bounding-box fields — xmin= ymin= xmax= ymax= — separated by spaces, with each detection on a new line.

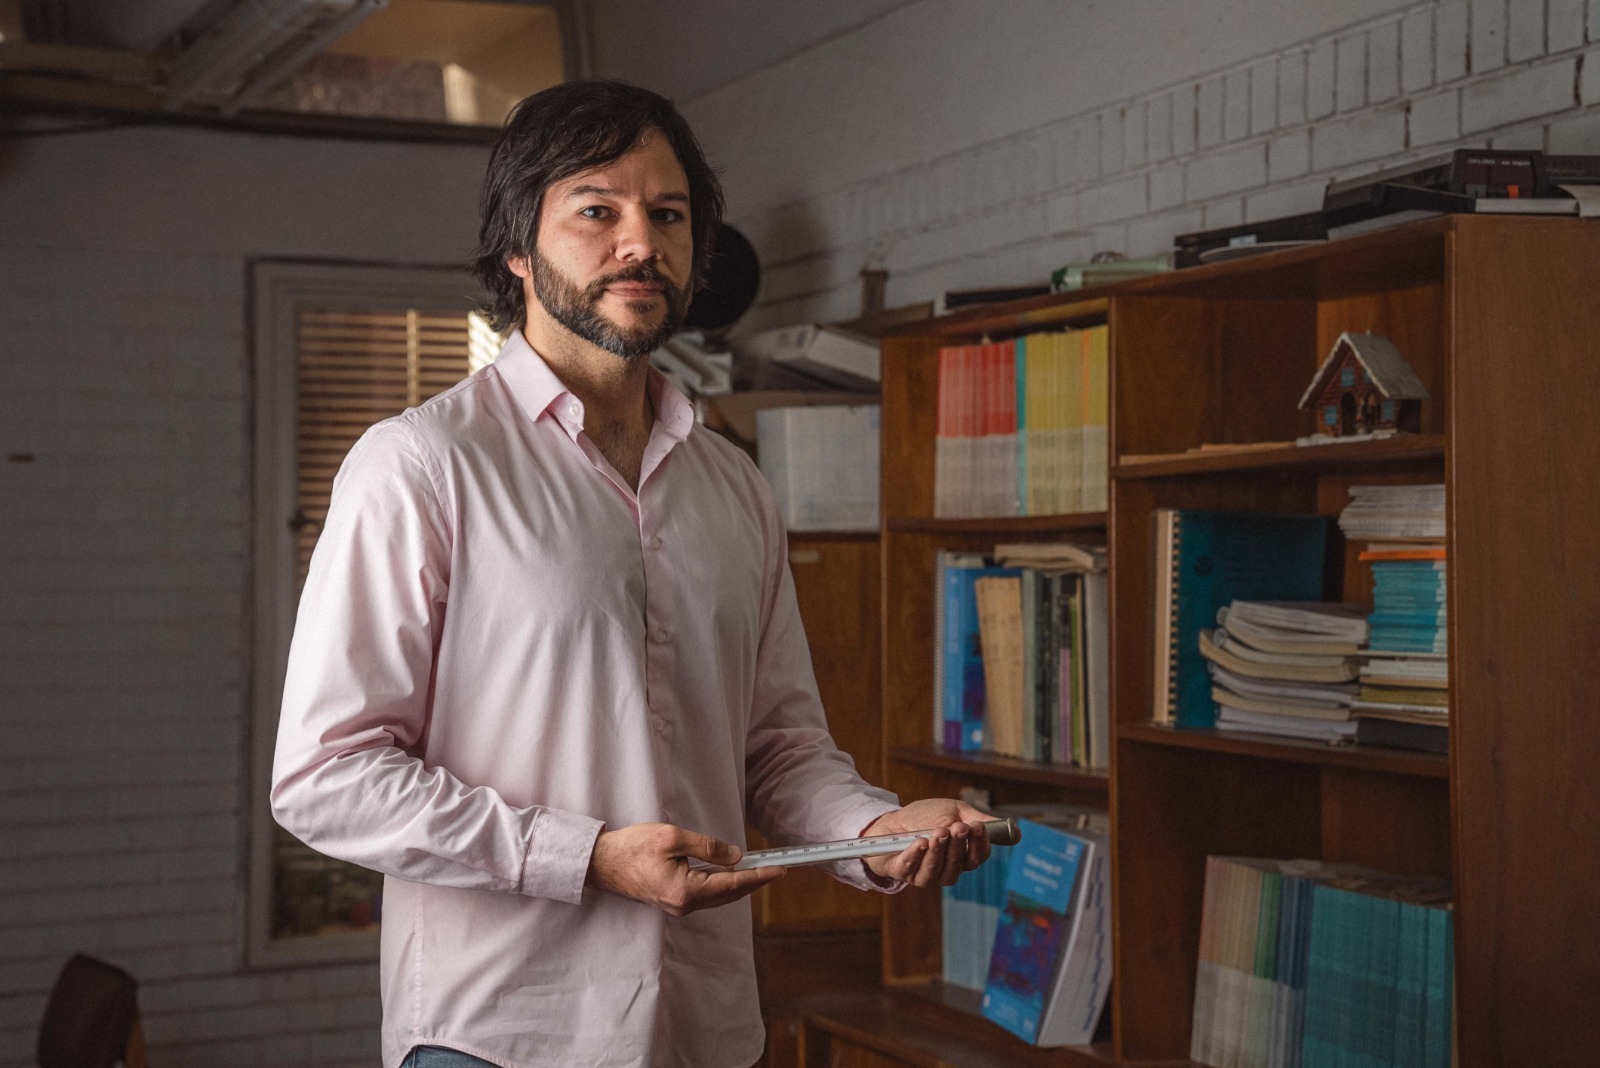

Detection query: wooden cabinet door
xmin=751 ymin=533 xmax=883 ymax=933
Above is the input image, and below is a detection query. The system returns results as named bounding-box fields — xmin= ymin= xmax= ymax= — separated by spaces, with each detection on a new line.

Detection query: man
xmin=271 ymin=80 xmax=992 ymax=1068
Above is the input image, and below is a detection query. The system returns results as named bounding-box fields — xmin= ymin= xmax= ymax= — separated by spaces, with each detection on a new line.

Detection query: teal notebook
xmin=1157 ymin=510 xmax=1331 ymax=729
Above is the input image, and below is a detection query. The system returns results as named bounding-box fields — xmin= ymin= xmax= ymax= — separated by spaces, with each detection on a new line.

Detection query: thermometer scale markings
xmin=687 ymin=817 xmax=1020 ymax=873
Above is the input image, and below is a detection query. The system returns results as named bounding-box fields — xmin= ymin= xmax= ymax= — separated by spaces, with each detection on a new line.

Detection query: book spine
xmin=1083 ymin=325 xmax=1109 ymax=512
xmin=935 ymin=347 xmax=954 ymax=518
xmin=1015 ymin=337 xmax=1030 ymax=516
xmin=1000 ymin=340 xmax=1019 ymax=517
xmin=1167 ymin=511 xmax=1182 ymax=724
xmin=1061 ymin=329 xmax=1083 ymax=514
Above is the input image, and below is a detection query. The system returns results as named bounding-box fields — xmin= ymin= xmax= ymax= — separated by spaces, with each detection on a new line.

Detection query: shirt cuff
xmin=825 ymin=799 xmax=906 ymax=893
xmin=519 ymin=807 xmax=604 ymax=905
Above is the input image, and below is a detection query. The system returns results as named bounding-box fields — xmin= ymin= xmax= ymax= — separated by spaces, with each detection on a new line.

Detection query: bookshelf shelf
xmin=1116 ymin=723 xmax=1448 ymax=779
xmin=1111 ymin=434 xmax=1445 ymax=480
xmin=899 ymin=291 xmax=1113 ymax=341
xmin=887 ymin=512 xmax=1108 ymax=535
xmin=892 ymin=745 xmax=1111 ymax=792
xmin=800 ymin=985 xmax=1132 ymax=1068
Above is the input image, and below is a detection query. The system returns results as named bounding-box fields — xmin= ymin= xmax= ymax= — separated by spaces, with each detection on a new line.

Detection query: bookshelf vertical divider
xmin=864 ymin=216 xmax=1600 ymax=1068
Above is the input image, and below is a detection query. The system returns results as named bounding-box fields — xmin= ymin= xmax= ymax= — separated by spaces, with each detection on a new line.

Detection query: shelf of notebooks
xmin=875 ymin=290 xmax=1124 ymax=1061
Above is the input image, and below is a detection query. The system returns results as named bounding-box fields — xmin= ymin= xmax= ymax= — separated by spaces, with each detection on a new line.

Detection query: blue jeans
xmin=401 ymin=1047 xmax=498 ymax=1068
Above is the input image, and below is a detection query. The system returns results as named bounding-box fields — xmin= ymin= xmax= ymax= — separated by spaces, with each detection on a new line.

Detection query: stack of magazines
xmin=1337 ymin=486 xmax=1450 ymax=753
xmin=1337 ymin=484 xmax=1445 ymax=540
xmin=1199 ymin=601 xmax=1368 ymax=743
xmin=1351 ymin=542 xmax=1449 ymax=752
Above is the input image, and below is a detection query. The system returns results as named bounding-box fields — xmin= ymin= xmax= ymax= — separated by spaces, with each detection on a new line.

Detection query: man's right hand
xmin=585 ymin=822 xmax=785 ymax=917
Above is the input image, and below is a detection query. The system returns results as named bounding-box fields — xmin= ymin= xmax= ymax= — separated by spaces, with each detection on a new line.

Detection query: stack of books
xmin=934 ymin=544 xmax=1109 ymax=767
xmin=1337 ymin=484 xmax=1446 ymax=541
xmin=1199 ymin=601 xmax=1366 ymax=744
xmin=933 ymin=325 xmax=1109 ymax=519
xmin=1339 ymin=486 xmax=1450 ymax=753
xmin=1352 ymin=542 xmax=1449 ymax=753
xmin=1192 ymin=857 xmax=1454 ymax=1068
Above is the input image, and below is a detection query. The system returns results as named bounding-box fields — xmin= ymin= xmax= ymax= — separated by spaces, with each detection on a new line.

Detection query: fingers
xmin=686 ymin=866 xmax=785 ymax=912
xmin=677 ymin=829 xmax=742 ymax=867
xmin=885 ymin=824 xmax=992 ymax=888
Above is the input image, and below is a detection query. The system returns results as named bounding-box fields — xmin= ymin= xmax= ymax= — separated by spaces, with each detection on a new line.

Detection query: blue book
xmin=1157 ymin=510 xmax=1331 ymax=728
xmin=938 ymin=559 xmax=1019 ymax=751
xmin=981 ymin=820 xmax=1088 ymax=1044
xmin=943 ymin=842 xmax=1016 ymax=990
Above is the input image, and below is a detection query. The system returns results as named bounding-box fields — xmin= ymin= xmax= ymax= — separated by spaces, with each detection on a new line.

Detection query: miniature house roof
xmin=1297 ymin=331 xmax=1430 ymax=409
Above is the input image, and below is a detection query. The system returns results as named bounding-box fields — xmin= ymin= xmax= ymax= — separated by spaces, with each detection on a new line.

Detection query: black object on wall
xmin=686 ymin=223 xmax=760 ymax=332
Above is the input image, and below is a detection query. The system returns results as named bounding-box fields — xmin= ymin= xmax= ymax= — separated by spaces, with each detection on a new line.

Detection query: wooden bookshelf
xmin=822 ymin=215 xmax=1600 ymax=1068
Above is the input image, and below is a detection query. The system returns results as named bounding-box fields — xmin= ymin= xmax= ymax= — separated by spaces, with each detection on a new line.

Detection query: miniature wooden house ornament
xmin=1298 ymin=331 xmax=1428 ymax=442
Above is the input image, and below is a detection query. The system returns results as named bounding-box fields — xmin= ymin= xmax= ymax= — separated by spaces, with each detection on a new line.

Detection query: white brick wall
xmin=0 ymin=125 xmax=485 ymax=1068
xmin=644 ymin=0 xmax=1600 ymax=332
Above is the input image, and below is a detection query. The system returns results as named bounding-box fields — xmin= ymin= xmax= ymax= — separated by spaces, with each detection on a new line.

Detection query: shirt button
xmin=651 ymin=627 xmax=669 ymax=644
xmin=567 ymin=403 xmax=580 ymax=418
xmin=649 ymin=535 xmax=663 ymax=550
xmin=652 ymin=716 xmax=666 ymax=732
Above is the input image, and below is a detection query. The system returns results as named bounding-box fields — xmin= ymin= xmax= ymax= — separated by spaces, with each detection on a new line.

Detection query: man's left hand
xmin=861 ymin=798 xmax=994 ymax=888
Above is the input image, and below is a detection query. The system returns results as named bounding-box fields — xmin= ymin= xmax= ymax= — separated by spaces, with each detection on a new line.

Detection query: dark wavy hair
xmin=471 ymin=80 xmax=725 ymax=333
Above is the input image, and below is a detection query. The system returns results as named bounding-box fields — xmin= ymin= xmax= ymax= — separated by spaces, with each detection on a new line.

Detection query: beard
xmin=530 ymin=251 xmax=689 ymax=362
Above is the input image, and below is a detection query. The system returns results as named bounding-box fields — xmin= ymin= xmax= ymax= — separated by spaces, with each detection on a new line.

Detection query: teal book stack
xmin=1191 ymin=857 xmax=1453 ymax=1068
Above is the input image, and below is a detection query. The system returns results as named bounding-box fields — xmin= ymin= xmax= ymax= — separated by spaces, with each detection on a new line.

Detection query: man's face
xmin=518 ymin=131 xmax=694 ymax=361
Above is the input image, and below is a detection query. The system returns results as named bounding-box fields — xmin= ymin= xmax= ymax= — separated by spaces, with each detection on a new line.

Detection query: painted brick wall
xmin=0 ymin=125 xmax=484 ymax=1068
xmin=656 ymin=0 xmax=1600 ymax=332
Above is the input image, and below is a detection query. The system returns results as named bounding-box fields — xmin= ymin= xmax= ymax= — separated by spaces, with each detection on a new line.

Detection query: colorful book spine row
xmin=1192 ymin=856 xmax=1454 ymax=1068
xmin=933 ymin=325 xmax=1109 ymax=518
xmin=933 ymin=552 xmax=1108 ymax=768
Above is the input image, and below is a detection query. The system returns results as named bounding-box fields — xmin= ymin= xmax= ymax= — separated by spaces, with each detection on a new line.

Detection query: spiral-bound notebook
xmin=1152 ymin=510 xmax=1333 ymax=729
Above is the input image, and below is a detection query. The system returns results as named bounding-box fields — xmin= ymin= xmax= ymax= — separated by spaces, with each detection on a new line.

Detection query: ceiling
xmin=0 ymin=0 xmax=571 ymax=132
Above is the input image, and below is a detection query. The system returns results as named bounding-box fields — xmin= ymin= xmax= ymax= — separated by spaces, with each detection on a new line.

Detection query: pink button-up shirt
xmin=271 ymin=333 xmax=898 ymax=1068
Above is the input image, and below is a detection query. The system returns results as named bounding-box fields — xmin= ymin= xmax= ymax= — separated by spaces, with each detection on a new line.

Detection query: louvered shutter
xmin=293 ymin=307 xmax=475 ymax=587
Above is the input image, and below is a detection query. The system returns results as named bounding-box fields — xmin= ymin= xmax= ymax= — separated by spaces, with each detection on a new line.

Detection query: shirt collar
xmin=492 ymin=330 xmax=696 ymax=444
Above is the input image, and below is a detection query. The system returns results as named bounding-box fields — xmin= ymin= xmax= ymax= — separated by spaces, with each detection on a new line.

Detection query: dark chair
xmin=36 ymin=954 xmax=149 ymax=1068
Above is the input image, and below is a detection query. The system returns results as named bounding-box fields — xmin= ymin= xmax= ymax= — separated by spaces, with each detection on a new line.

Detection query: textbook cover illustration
xmin=981 ymin=819 xmax=1087 ymax=1043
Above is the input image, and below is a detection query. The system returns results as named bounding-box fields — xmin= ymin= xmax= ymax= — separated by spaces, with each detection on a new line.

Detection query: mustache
xmin=585 ymin=262 xmax=679 ymax=298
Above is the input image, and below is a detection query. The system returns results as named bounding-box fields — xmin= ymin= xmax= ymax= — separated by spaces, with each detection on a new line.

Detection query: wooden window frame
xmin=247 ymin=259 xmax=482 ymax=969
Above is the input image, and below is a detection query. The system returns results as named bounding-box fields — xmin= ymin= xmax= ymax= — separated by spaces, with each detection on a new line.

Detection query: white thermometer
xmin=687 ymin=817 xmax=1021 ymax=873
